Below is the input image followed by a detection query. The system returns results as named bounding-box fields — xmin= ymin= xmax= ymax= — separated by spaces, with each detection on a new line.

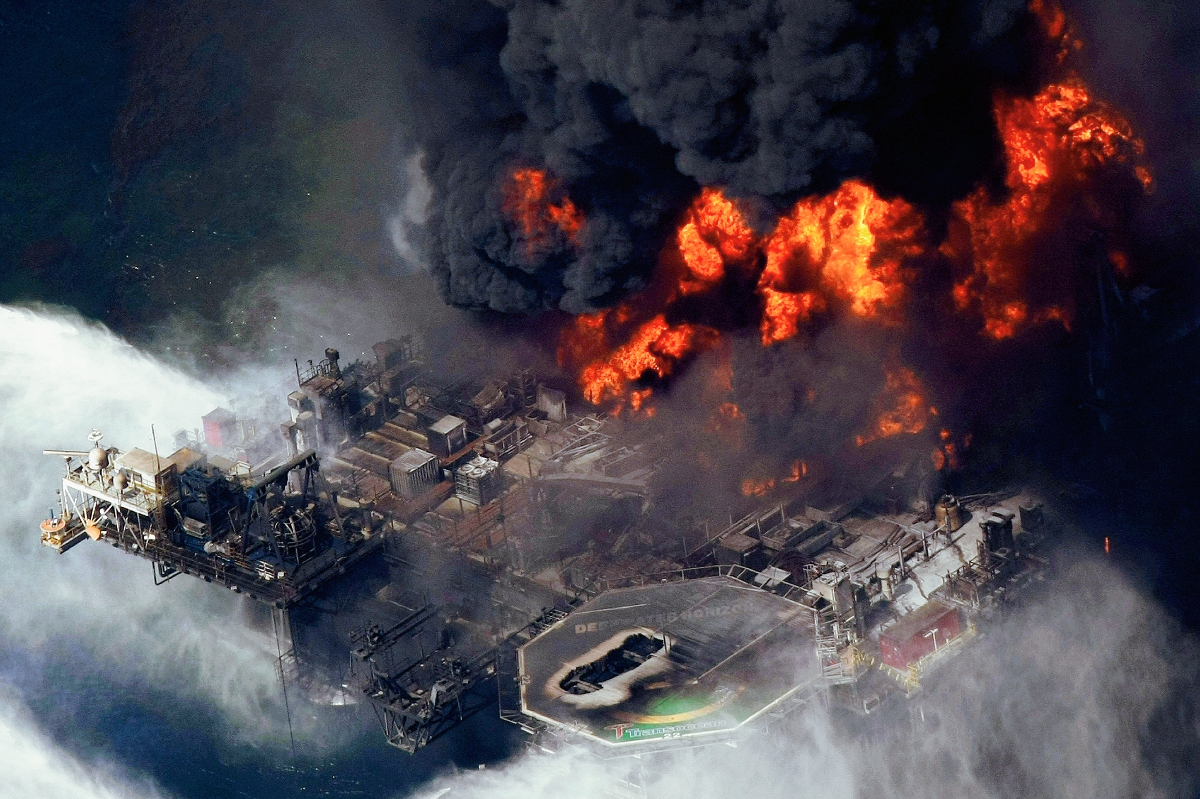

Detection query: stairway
xmin=814 ymin=605 xmax=853 ymax=685
xmin=528 ymin=607 xmax=569 ymax=638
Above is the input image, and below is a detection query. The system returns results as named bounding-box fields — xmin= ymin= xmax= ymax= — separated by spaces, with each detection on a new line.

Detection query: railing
xmin=431 ymin=485 xmax=533 ymax=550
xmin=63 ymin=471 xmax=159 ymax=515
xmin=587 ymin=562 xmax=822 ymax=606
xmin=682 ymin=502 xmax=798 ymax=563
xmin=297 ymin=357 xmax=339 ymax=385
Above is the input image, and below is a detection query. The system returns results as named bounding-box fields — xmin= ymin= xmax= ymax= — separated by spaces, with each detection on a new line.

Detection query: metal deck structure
xmin=43 ymin=435 xmax=383 ymax=607
xmin=516 ymin=575 xmax=823 ymax=748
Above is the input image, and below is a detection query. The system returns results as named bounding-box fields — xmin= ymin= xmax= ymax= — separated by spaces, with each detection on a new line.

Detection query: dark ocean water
xmin=5 ymin=637 xmax=523 ymax=798
xmin=0 ymin=3 xmax=514 ymax=796
xmin=6 ymin=1 xmax=1200 ymax=796
xmin=0 ymin=0 xmax=128 ymax=317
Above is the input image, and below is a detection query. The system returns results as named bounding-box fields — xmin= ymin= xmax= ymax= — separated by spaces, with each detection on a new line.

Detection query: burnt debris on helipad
xmin=518 ymin=576 xmax=820 ymax=747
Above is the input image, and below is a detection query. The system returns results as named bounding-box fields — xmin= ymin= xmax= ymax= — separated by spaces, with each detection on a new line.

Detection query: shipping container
xmin=879 ymin=601 xmax=961 ymax=670
xmin=389 ymin=448 xmax=441 ymax=499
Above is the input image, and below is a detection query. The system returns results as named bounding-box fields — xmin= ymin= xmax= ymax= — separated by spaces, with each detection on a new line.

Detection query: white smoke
xmin=3 ymin=304 xmax=1196 ymax=799
xmin=410 ymin=559 xmax=1197 ymax=799
xmin=0 ymin=304 xmax=289 ymax=750
xmin=0 ymin=685 xmax=171 ymax=799
xmin=388 ymin=151 xmax=434 ymax=271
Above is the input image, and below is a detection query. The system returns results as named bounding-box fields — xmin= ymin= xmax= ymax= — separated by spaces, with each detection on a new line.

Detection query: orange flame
xmin=629 ymin=389 xmax=653 ymax=412
xmin=705 ymin=401 xmax=747 ymax=444
xmin=1030 ymin=0 xmax=1082 ymax=64
xmin=1109 ymin=251 xmax=1129 ymax=277
xmin=758 ymin=180 xmax=923 ymax=343
xmin=575 ymin=314 xmax=719 ymax=405
xmin=946 ymin=81 xmax=1150 ymax=339
xmin=677 ymin=188 xmax=755 ymax=294
xmin=759 ymin=289 xmax=824 ymax=346
xmin=932 ymin=428 xmax=971 ymax=471
xmin=855 ymin=367 xmax=933 ymax=447
xmin=781 ymin=460 xmax=808 ymax=483
xmin=558 ymin=309 xmax=612 ymax=368
xmin=559 ymin=191 xmax=748 ymax=409
xmin=503 ymin=168 xmax=583 ymax=250
xmin=554 ymin=2 xmax=1152 ymax=419
xmin=707 ymin=401 xmax=745 ymax=428
xmin=740 ymin=459 xmax=808 ymax=496
xmin=741 ymin=476 xmax=776 ymax=497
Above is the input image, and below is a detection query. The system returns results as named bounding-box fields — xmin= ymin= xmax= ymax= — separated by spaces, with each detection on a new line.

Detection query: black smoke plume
xmin=401 ymin=0 xmax=1034 ymax=314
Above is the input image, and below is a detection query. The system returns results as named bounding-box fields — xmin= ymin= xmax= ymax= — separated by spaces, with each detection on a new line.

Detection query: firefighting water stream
xmin=0 ymin=306 xmax=282 ymax=796
xmin=6 ymin=0 xmax=1200 ymax=796
xmin=0 ymin=301 xmax=1198 ymax=798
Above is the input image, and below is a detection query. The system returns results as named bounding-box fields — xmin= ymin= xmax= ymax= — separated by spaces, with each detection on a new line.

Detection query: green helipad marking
xmin=519 ymin=577 xmax=818 ymax=746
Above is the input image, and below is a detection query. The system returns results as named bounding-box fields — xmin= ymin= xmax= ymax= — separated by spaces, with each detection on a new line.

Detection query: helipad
xmin=518 ymin=576 xmax=820 ymax=746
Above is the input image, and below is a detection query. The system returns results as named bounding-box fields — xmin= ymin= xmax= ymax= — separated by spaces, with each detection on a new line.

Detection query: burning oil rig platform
xmin=34 ymin=337 xmax=1056 ymax=756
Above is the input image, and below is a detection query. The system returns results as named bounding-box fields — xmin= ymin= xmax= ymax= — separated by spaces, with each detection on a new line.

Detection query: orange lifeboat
xmin=39 ymin=516 xmax=67 ymax=536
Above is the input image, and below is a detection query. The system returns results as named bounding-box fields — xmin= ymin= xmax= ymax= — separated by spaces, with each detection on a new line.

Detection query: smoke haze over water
xmin=0 ymin=303 xmax=290 ymax=791
xmin=2 ymin=300 xmax=1198 ymax=799
xmin=415 ymin=558 xmax=1200 ymax=799
xmin=4 ymin=0 xmax=1200 ymax=796
xmin=0 ymin=687 xmax=170 ymax=799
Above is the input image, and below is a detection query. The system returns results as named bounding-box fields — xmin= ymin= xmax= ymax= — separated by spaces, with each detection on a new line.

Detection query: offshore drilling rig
xmin=38 ymin=337 xmax=1056 ymax=756
xmin=40 ymin=338 xmax=589 ymax=752
xmin=41 ymin=432 xmax=381 ymax=607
